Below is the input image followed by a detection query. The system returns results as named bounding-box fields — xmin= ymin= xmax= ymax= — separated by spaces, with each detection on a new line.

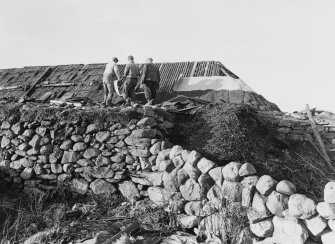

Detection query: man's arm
xmin=114 ymin=64 xmax=121 ymax=80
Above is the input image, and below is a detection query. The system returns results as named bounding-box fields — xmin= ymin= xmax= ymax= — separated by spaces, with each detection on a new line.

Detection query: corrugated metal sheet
xmin=0 ymin=61 xmax=240 ymax=102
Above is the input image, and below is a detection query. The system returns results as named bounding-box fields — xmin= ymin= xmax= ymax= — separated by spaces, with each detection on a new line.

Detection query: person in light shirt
xmin=102 ymin=57 xmax=121 ymax=106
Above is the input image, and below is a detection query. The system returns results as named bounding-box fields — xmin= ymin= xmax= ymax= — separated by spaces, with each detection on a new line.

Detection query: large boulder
xmin=288 ymin=194 xmax=316 ymax=219
xmin=83 ymin=148 xmax=101 ymax=159
xmin=182 ymin=162 xmax=201 ymax=180
xmin=73 ymin=142 xmax=87 ymax=152
xmin=197 ymin=158 xmax=215 ymax=174
xmin=169 ymin=145 xmax=183 ymax=159
xmin=256 ymin=175 xmax=277 ymax=196
xmin=71 ymin=178 xmax=89 ymax=194
xmin=208 ymin=167 xmax=223 ymax=186
xmin=321 ymin=231 xmax=335 ymax=244
xmin=61 ymin=151 xmax=79 ymax=164
xmin=250 ymin=219 xmax=274 ymax=238
xmin=276 ymin=180 xmax=296 ymax=196
xmin=272 ymin=216 xmax=309 ymax=244
xmin=222 ymin=162 xmax=242 ymax=181
xmin=178 ymin=215 xmax=202 ymax=228
xmin=266 ymin=190 xmax=289 ymax=217
xmin=186 ymin=150 xmax=202 ymax=166
xmin=20 ymin=168 xmax=34 ymax=180
xmin=302 ymin=214 xmax=327 ymax=236
xmin=180 ymin=179 xmax=202 ymax=201
xmin=119 ymin=181 xmax=140 ymax=202
xmin=1 ymin=136 xmax=11 ymax=148
xmin=125 ymin=136 xmax=151 ymax=147
xmin=90 ymin=179 xmax=116 ymax=194
xmin=239 ymin=163 xmax=257 ymax=177
xmin=95 ymin=131 xmax=110 ymax=143
xmin=316 ymin=202 xmax=335 ymax=219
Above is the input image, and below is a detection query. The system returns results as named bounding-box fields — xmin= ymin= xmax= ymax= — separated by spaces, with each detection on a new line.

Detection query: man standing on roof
xmin=140 ymin=58 xmax=160 ymax=105
xmin=102 ymin=57 xmax=121 ymax=106
xmin=122 ymin=55 xmax=140 ymax=105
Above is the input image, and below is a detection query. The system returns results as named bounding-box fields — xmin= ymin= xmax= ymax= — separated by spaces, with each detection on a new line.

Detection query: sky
xmin=1 ymin=0 xmax=335 ymax=112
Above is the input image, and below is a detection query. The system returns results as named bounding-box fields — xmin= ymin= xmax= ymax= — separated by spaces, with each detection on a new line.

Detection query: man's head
xmin=112 ymin=57 xmax=118 ymax=63
xmin=128 ymin=55 xmax=134 ymax=61
xmin=146 ymin=58 xmax=153 ymax=63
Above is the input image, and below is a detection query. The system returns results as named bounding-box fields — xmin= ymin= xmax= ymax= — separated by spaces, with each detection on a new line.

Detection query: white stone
xmin=266 ymin=190 xmax=288 ymax=217
xmin=272 ymin=216 xmax=308 ymax=244
xmin=256 ymin=175 xmax=277 ymax=196
xmin=321 ymin=230 xmax=335 ymax=244
xmin=197 ymin=158 xmax=215 ymax=174
xmin=169 ymin=145 xmax=183 ymax=159
xmin=302 ymin=214 xmax=327 ymax=236
xmin=329 ymin=219 xmax=335 ymax=231
xmin=324 ymin=181 xmax=335 ymax=203
xmin=316 ymin=202 xmax=335 ymax=219
xmin=208 ymin=167 xmax=223 ymax=186
xmin=276 ymin=180 xmax=296 ymax=196
xmin=288 ymin=194 xmax=316 ymax=219
xmin=178 ymin=215 xmax=202 ymax=228
xmin=222 ymin=161 xmax=241 ymax=181
xmin=238 ymin=163 xmax=256 ymax=177
xmin=250 ymin=219 xmax=274 ymax=238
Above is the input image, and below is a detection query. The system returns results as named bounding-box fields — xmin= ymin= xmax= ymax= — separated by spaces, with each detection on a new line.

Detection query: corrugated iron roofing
xmin=0 ymin=61 xmax=239 ymax=102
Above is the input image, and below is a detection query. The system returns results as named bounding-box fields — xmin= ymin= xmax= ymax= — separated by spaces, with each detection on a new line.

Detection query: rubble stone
xmin=71 ymin=178 xmax=89 ymax=194
xmin=324 ymin=181 xmax=335 ymax=203
xmin=316 ymin=202 xmax=335 ymax=219
xmin=239 ymin=163 xmax=257 ymax=177
xmin=90 ymin=179 xmax=116 ymax=194
xmin=222 ymin=162 xmax=242 ymax=181
xmin=288 ymin=194 xmax=316 ymax=219
xmin=276 ymin=180 xmax=296 ymax=196
xmin=272 ymin=216 xmax=309 ymax=244
xmin=256 ymin=175 xmax=277 ymax=196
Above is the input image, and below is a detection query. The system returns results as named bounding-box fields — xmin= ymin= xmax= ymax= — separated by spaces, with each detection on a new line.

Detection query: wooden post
xmin=306 ymin=104 xmax=335 ymax=172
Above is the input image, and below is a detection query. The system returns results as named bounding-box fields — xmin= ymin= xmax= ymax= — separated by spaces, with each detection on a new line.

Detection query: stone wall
xmin=140 ymin=144 xmax=335 ymax=244
xmin=258 ymin=110 xmax=335 ymax=160
xmin=0 ymin=106 xmax=175 ymax=196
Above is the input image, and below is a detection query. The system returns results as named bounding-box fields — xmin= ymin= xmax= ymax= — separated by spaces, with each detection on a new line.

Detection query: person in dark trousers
xmin=102 ymin=57 xmax=121 ymax=106
xmin=140 ymin=58 xmax=160 ymax=105
xmin=122 ymin=55 xmax=140 ymax=105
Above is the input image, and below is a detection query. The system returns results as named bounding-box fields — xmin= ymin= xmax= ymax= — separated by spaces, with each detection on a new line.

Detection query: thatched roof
xmin=0 ymin=61 xmax=240 ymax=102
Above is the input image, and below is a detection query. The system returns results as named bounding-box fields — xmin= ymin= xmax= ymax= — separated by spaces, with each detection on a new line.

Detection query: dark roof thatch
xmin=0 ymin=61 xmax=238 ymax=103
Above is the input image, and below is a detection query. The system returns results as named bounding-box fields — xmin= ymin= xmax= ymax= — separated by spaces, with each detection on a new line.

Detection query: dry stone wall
xmin=0 ymin=106 xmax=175 ymax=196
xmin=143 ymin=144 xmax=335 ymax=244
xmin=258 ymin=110 xmax=335 ymax=160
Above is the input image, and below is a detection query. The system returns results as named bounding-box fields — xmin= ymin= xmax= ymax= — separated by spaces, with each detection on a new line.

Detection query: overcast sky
xmin=1 ymin=0 xmax=335 ymax=112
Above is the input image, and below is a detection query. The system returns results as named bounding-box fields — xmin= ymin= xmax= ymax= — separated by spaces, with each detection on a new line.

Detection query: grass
xmin=173 ymin=102 xmax=335 ymax=201
xmin=0 ymin=182 xmax=177 ymax=244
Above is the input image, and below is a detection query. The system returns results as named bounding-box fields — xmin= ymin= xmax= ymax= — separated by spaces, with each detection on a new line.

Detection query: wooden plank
xmin=204 ymin=61 xmax=210 ymax=76
xmin=18 ymin=67 xmax=51 ymax=102
xmin=306 ymin=104 xmax=335 ymax=172
xmin=190 ymin=62 xmax=198 ymax=77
